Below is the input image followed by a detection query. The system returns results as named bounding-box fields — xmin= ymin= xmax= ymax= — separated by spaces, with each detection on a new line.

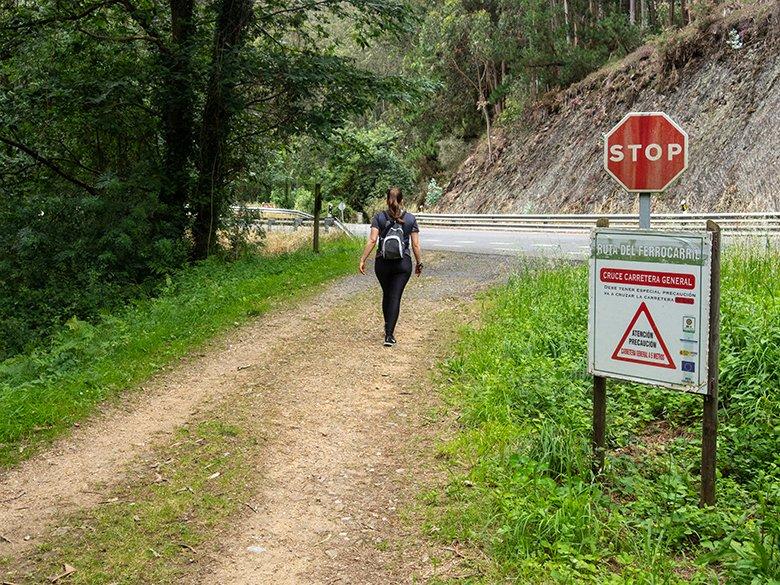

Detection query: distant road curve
xmin=346 ymin=223 xmax=776 ymax=257
xmin=347 ymin=224 xmax=590 ymax=257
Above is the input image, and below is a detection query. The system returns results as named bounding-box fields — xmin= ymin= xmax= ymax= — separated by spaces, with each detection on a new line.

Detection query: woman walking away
xmin=359 ymin=187 xmax=423 ymax=347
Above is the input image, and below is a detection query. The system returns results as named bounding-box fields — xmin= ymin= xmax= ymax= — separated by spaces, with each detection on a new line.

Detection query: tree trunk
xmin=668 ymin=0 xmax=675 ymax=27
xmin=573 ymin=15 xmax=579 ymax=45
xmin=191 ymin=0 xmax=254 ymax=260
xmin=158 ymin=0 xmax=195 ymax=241
xmin=477 ymin=65 xmax=492 ymax=163
xmin=680 ymin=0 xmax=687 ymax=24
xmin=629 ymin=0 xmax=636 ymax=24
xmin=563 ymin=0 xmax=572 ymax=44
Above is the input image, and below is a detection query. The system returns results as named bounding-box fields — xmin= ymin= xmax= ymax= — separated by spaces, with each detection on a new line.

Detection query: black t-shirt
xmin=371 ymin=211 xmax=419 ymax=257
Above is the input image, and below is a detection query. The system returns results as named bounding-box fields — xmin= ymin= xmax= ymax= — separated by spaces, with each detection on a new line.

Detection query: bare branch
xmin=0 ymin=135 xmax=98 ymax=195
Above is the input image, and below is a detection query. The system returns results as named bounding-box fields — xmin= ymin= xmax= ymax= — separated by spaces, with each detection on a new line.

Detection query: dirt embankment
xmin=437 ymin=1 xmax=780 ymax=214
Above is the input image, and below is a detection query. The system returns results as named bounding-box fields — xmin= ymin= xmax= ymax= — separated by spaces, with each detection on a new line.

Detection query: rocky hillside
xmin=436 ymin=1 xmax=780 ymax=214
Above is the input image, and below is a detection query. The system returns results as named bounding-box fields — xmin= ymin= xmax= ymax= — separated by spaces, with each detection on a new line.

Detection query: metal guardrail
xmin=416 ymin=212 xmax=780 ymax=236
xmin=232 ymin=206 xmax=355 ymax=237
xmin=236 ymin=206 xmax=314 ymax=220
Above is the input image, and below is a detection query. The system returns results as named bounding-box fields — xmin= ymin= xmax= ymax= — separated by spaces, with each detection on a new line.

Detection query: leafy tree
xmin=323 ymin=124 xmax=416 ymax=212
xmin=0 ymin=0 xmax=415 ymax=355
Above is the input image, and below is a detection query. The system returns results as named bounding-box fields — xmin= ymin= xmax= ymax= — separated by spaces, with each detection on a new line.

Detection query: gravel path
xmin=1 ymin=252 xmax=517 ymax=582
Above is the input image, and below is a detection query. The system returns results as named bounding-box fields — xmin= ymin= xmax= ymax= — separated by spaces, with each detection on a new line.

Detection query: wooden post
xmin=593 ymin=375 xmax=607 ymax=474
xmin=593 ymin=217 xmax=610 ymax=474
xmin=701 ymin=220 xmax=720 ymax=506
xmin=313 ymin=182 xmax=322 ymax=254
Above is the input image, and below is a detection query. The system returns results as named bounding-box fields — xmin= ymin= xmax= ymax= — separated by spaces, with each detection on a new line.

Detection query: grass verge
xmin=1 ymin=402 xmax=263 ymax=584
xmin=0 ymin=238 xmax=360 ymax=468
xmin=427 ymin=250 xmax=779 ymax=583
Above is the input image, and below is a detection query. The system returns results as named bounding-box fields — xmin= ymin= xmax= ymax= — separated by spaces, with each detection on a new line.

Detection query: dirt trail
xmin=0 ymin=275 xmax=371 ymax=556
xmin=1 ymin=252 xmax=514 ymax=582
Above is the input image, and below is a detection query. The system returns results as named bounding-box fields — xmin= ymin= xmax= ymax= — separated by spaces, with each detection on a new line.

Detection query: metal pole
xmin=701 ymin=220 xmax=721 ymax=506
xmin=639 ymin=192 xmax=651 ymax=229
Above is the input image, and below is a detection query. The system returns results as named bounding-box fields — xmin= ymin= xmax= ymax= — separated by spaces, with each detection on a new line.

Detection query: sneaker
xmin=384 ymin=335 xmax=396 ymax=347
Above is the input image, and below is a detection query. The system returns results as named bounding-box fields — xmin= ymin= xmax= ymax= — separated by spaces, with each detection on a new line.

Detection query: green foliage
xmin=425 ymin=177 xmax=444 ymax=206
xmin=436 ymin=136 xmax=471 ymax=171
xmin=397 ymin=0 xmax=649 ymax=179
xmin=0 ymin=0 xmax=417 ymax=356
xmin=293 ymin=186 xmax=315 ymax=213
xmin=322 ymin=124 xmax=416 ymax=213
xmin=0 ymin=239 xmax=361 ymax=468
xmin=431 ymin=250 xmax=780 ymax=582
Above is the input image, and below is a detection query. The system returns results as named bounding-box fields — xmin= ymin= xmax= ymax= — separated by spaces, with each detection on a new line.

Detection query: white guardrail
xmin=415 ymin=212 xmax=780 ymax=236
xmin=235 ymin=206 xmax=780 ymax=237
xmin=234 ymin=206 xmax=355 ymax=237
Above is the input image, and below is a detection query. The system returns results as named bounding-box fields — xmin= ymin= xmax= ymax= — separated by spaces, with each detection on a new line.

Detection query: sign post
xmin=313 ymin=182 xmax=322 ymax=254
xmin=338 ymin=200 xmax=346 ymax=223
xmin=701 ymin=220 xmax=721 ymax=506
xmin=593 ymin=217 xmax=610 ymax=475
xmin=639 ymin=193 xmax=651 ymax=228
xmin=597 ymin=112 xmax=720 ymax=507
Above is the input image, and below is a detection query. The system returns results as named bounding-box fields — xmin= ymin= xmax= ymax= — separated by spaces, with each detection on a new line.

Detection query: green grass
xmin=2 ymin=411 xmax=262 ymax=584
xmin=0 ymin=238 xmax=361 ymax=468
xmin=429 ymin=250 xmax=780 ymax=583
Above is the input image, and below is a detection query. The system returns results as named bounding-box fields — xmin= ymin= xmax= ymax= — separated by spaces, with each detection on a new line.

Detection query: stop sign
xmin=604 ymin=112 xmax=688 ymax=192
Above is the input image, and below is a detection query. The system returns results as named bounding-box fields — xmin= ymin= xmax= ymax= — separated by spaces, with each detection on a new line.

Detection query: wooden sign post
xmin=592 ymin=217 xmax=610 ymax=475
xmin=701 ymin=220 xmax=721 ymax=506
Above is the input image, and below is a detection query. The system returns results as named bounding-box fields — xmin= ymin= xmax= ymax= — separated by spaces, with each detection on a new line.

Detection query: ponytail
xmin=386 ymin=187 xmax=405 ymax=224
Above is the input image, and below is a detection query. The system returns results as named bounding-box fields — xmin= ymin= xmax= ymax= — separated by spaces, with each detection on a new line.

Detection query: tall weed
xmin=433 ymin=249 xmax=780 ymax=582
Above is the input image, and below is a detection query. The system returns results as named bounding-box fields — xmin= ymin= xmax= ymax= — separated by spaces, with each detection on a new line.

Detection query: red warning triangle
xmin=611 ymin=302 xmax=676 ymax=369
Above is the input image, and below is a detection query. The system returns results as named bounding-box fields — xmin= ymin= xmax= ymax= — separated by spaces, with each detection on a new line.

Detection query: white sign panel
xmin=588 ymin=229 xmax=712 ymax=393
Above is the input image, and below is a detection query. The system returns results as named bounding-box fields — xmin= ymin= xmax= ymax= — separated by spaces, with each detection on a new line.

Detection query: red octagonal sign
xmin=604 ymin=112 xmax=688 ymax=192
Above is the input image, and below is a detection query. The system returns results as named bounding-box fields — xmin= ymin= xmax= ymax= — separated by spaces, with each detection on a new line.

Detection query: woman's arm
xmin=411 ymin=232 xmax=422 ymax=275
xmin=359 ymin=227 xmax=380 ymax=274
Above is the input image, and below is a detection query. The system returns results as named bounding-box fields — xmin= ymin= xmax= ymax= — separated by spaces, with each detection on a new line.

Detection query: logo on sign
xmin=681 ymin=361 xmax=696 ymax=373
xmin=683 ymin=316 xmax=696 ymax=333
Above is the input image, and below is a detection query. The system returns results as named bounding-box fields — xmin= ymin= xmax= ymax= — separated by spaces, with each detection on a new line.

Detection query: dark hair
xmin=386 ymin=187 xmax=405 ymax=224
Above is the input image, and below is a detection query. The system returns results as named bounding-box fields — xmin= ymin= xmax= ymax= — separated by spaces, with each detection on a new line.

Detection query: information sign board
xmin=588 ymin=229 xmax=712 ymax=393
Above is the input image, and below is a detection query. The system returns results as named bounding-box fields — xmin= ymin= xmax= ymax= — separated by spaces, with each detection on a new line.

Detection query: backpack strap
xmin=379 ymin=211 xmax=394 ymax=238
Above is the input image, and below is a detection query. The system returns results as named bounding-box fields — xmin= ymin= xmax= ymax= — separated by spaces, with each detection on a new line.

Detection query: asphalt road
xmin=347 ymin=224 xmax=591 ymax=257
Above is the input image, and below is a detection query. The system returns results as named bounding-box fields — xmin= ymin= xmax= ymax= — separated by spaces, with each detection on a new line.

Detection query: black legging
xmin=374 ymin=255 xmax=412 ymax=336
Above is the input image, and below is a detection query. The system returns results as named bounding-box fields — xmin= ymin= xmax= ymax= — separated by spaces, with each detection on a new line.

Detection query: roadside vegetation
xmin=0 ymin=238 xmax=360 ymax=469
xmin=428 ymin=249 xmax=779 ymax=582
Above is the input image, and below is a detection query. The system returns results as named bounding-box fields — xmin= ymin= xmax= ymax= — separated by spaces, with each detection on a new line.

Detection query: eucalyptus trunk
xmin=159 ymin=0 xmax=196 ymax=240
xmin=191 ymin=0 xmax=254 ymax=259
